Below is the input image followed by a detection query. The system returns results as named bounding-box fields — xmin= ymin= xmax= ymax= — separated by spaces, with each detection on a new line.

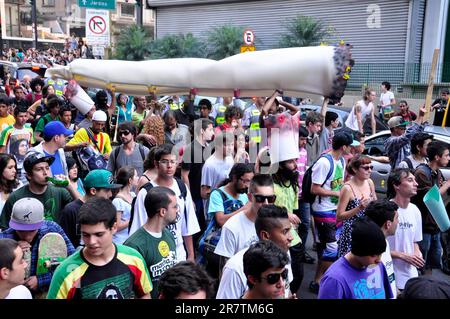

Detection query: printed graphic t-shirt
xmin=47 ymin=244 xmax=152 ymax=299
xmin=124 ymin=227 xmax=177 ymax=299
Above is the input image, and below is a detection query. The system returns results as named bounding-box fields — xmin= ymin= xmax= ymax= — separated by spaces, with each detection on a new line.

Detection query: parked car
xmin=363 ymin=125 xmax=450 ymax=196
xmin=299 ymin=104 xmax=389 ymax=135
xmin=0 ymin=61 xmax=47 ymax=83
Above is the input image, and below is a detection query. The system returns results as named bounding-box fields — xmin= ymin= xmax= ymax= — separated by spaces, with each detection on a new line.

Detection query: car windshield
xmin=16 ymin=68 xmax=46 ymax=81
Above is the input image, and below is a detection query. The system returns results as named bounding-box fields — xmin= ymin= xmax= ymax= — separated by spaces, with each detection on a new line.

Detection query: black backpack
xmin=128 ymin=177 xmax=188 ymax=233
xmin=302 ymin=153 xmax=344 ymax=204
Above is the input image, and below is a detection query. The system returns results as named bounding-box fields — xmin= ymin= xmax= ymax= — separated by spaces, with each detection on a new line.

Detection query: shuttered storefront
xmin=149 ymin=0 xmax=423 ymax=87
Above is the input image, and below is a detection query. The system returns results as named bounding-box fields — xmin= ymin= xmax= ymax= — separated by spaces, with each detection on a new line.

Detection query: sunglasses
xmin=261 ymin=268 xmax=288 ymax=285
xmin=360 ymin=165 xmax=374 ymax=171
xmin=254 ymin=194 xmax=277 ymax=203
xmin=119 ymin=130 xmax=131 ymax=136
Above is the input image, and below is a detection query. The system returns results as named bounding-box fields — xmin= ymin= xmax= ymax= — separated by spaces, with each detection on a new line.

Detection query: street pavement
xmin=295 ymin=229 xmax=450 ymax=299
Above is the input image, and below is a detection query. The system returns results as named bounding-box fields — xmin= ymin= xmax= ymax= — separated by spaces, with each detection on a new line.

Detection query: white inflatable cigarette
xmin=46 ymin=45 xmax=353 ymax=99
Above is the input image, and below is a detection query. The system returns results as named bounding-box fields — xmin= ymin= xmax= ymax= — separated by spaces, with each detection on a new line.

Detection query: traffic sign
xmin=78 ymin=0 xmax=115 ymax=10
xmin=86 ymin=9 xmax=110 ymax=47
xmin=89 ymin=16 xmax=107 ymax=34
xmin=92 ymin=46 xmax=105 ymax=57
xmin=240 ymin=45 xmax=256 ymax=53
xmin=243 ymin=29 xmax=255 ymax=45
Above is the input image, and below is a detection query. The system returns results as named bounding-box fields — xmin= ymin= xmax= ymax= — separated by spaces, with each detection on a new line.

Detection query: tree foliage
xmin=150 ymin=33 xmax=205 ymax=59
xmin=114 ymin=25 xmax=152 ymax=61
xmin=278 ymin=15 xmax=334 ymax=48
xmin=206 ymin=24 xmax=245 ymax=60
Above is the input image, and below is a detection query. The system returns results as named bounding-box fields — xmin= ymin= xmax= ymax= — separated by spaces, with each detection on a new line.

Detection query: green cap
xmin=83 ymin=169 xmax=122 ymax=189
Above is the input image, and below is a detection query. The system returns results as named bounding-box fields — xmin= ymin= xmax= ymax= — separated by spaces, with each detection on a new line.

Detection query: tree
xmin=114 ymin=25 xmax=152 ymax=61
xmin=278 ymin=15 xmax=334 ymax=48
xmin=206 ymin=24 xmax=245 ymax=60
xmin=150 ymin=33 xmax=205 ymax=59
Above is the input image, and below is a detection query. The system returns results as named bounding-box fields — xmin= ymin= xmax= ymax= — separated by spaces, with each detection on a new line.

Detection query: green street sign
xmin=78 ymin=0 xmax=115 ymax=10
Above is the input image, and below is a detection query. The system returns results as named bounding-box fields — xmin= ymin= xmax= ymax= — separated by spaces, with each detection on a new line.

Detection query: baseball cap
xmin=43 ymin=121 xmax=74 ymax=139
xmin=9 ymin=198 xmax=44 ymax=231
xmin=23 ymin=152 xmax=55 ymax=173
xmin=92 ymin=110 xmax=107 ymax=122
xmin=332 ymin=132 xmax=360 ymax=149
xmin=83 ymin=169 xmax=122 ymax=189
xmin=388 ymin=116 xmax=409 ymax=129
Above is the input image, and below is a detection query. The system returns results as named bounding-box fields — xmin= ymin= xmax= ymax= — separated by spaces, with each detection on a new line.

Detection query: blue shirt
xmin=44 ymin=150 xmax=64 ymax=176
xmin=207 ymin=187 xmax=248 ymax=222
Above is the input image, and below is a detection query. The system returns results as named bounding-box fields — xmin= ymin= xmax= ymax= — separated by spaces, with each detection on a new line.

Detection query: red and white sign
xmin=243 ymin=29 xmax=255 ymax=45
xmin=86 ymin=9 xmax=110 ymax=46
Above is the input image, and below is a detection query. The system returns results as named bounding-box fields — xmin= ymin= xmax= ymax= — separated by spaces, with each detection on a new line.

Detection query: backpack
xmin=301 ymin=153 xmax=345 ymax=204
xmin=128 ymin=177 xmax=188 ymax=233
xmin=73 ymin=128 xmax=108 ymax=177
xmin=197 ymin=188 xmax=244 ymax=260
xmin=403 ymin=157 xmax=414 ymax=171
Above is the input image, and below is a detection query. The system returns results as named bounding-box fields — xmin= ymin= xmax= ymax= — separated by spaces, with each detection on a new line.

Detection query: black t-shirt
xmin=181 ymin=140 xmax=211 ymax=200
xmin=432 ymin=98 xmax=450 ymax=126
xmin=59 ymin=198 xmax=84 ymax=248
xmin=174 ymin=108 xmax=198 ymax=127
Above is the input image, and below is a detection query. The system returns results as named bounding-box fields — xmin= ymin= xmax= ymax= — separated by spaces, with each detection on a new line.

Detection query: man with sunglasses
xmin=384 ymin=106 xmax=426 ymax=169
xmin=242 ymin=240 xmax=290 ymax=299
xmin=214 ymin=174 xmax=273 ymax=269
xmin=217 ymin=204 xmax=294 ymax=299
xmin=107 ymin=121 xmax=149 ymax=177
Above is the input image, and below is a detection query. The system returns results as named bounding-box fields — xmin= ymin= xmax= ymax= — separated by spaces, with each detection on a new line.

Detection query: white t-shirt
xmin=380 ymin=91 xmax=395 ymax=106
xmin=112 ymin=193 xmax=135 ymax=245
xmin=214 ymin=211 xmax=258 ymax=258
xmin=387 ymin=203 xmax=422 ymax=290
xmin=398 ymin=155 xmax=427 ymax=170
xmin=216 ymin=247 xmax=293 ymax=299
xmin=345 ymin=99 xmax=374 ymax=131
xmin=5 ymin=285 xmax=32 ymax=299
xmin=201 ymin=155 xmax=234 ymax=189
xmin=381 ymin=239 xmax=397 ymax=299
xmin=128 ymin=179 xmax=200 ymax=262
xmin=311 ymin=155 xmax=345 ymax=212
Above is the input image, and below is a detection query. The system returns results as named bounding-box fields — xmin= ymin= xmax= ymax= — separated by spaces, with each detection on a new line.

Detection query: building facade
xmin=0 ymin=0 xmax=154 ymax=49
xmin=147 ymin=0 xmax=450 ymax=86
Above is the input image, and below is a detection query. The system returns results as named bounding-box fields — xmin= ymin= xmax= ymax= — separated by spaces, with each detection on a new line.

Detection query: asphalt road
xmin=295 ymin=228 xmax=450 ymax=299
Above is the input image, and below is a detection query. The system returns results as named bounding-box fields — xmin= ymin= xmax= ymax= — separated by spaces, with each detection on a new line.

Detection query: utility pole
xmin=136 ymin=0 xmax=143 ymax=27
xmin=0 ymin=11 xmax=3 ymax=57
xmin=31 ymin=0 xmax=38 ymax=49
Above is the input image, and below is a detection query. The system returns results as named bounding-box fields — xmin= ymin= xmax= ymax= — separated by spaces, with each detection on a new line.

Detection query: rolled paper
xmin=423 ymin=185 xmax=450 ymax=232
xmin=45 ymin=45 xmax=353 ymax=100
xmin=64 ymin=80 xmax=95 ymax=115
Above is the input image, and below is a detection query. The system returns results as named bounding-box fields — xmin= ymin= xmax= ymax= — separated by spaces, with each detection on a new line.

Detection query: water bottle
xmin=46 ymin=176 xmax=69 ymax=187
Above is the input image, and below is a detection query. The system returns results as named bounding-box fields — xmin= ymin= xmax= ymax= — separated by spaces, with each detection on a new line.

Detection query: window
xmin=121 ymin=3 xmax=135 ymax=17
xmin=43 ymin=0 xmax=56 ymax=6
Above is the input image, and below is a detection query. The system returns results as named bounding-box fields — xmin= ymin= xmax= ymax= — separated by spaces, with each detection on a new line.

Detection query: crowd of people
xmin=0 ymin=48 xmax=450 ymax=300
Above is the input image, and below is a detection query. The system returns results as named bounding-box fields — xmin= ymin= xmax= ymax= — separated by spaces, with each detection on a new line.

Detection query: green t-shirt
xmin=0 ymin=184 xmax=73 ymax=230
xmin=124 ymin=227 xmax=177 ymax=299
xmin=35 ymin=114 xmax=60 ymax=134
xmin=47 ymin=244 xmax=152 ymax=299
xmin=274 ymin=182 xmax=299 ymax=214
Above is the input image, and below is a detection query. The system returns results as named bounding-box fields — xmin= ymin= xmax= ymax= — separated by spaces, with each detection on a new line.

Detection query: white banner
xmin=86 ymin=9 xmax=110 ymax=47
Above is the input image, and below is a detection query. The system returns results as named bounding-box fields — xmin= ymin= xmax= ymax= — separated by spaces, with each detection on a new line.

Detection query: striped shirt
xmin=47 ymin=244 xmax=152 ymax=299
